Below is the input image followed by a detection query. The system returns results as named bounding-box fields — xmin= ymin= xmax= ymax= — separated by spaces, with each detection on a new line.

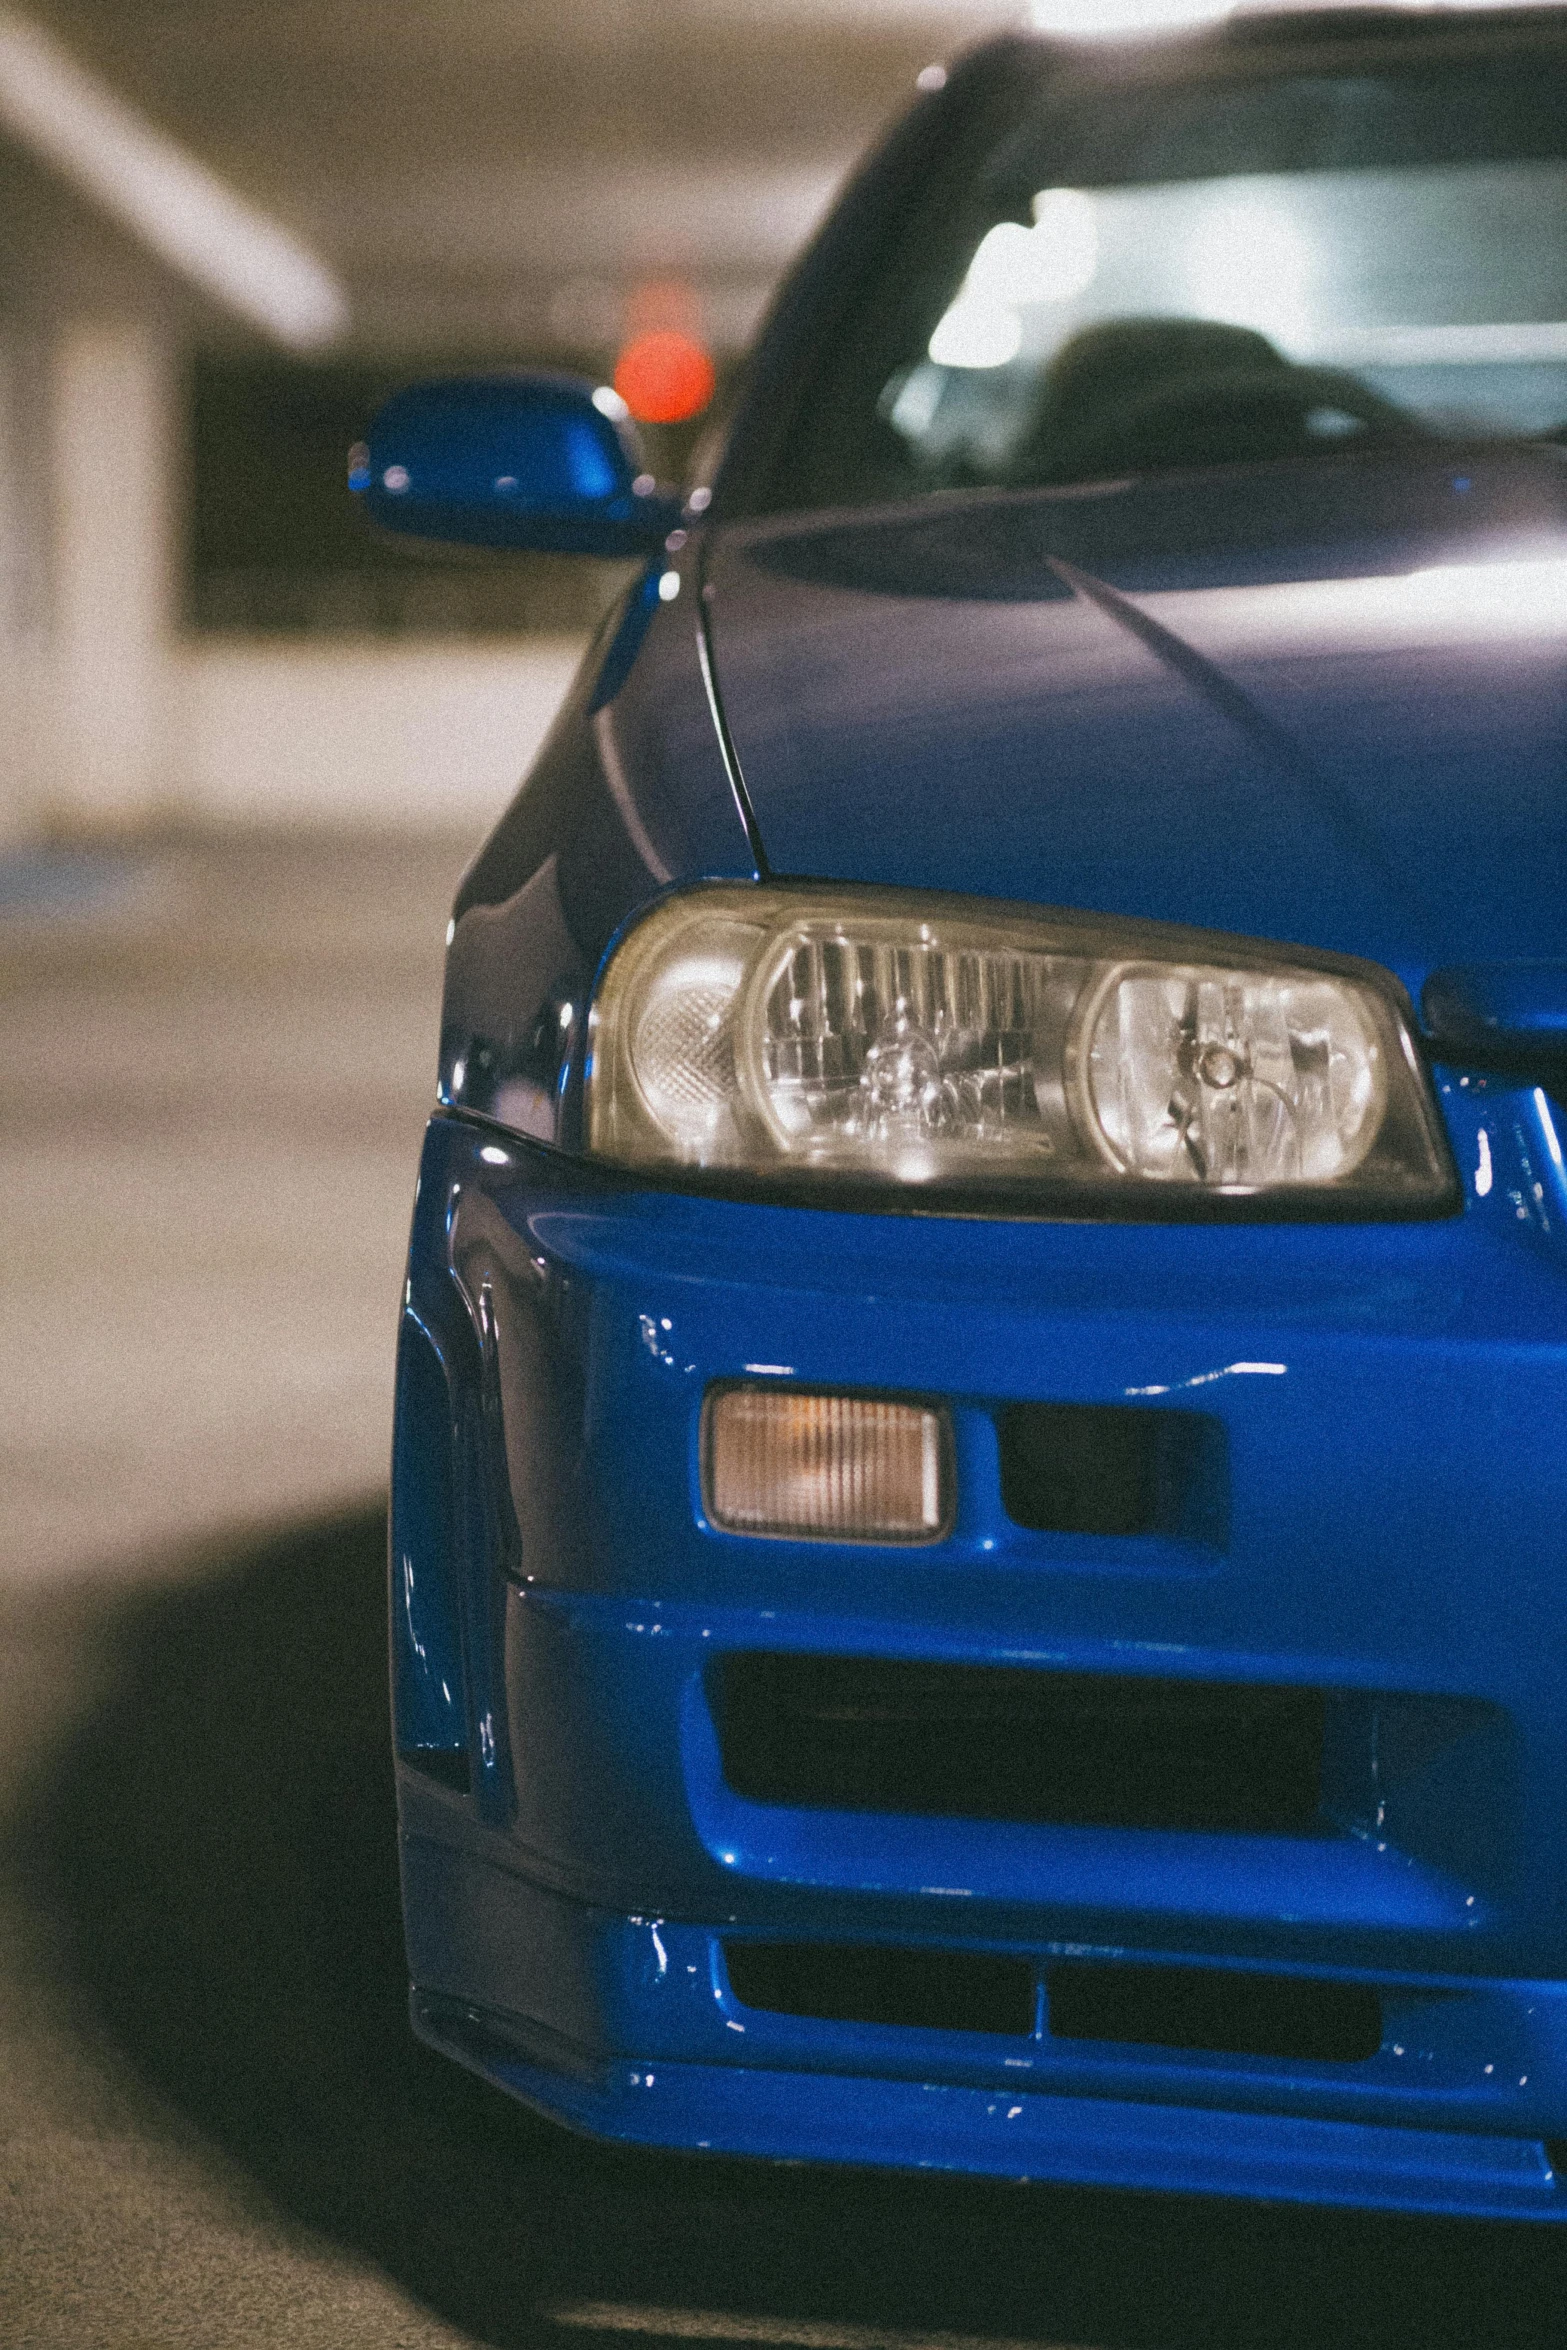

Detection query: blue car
xmin=367 ymin=5 xmax=1567 ymax=2221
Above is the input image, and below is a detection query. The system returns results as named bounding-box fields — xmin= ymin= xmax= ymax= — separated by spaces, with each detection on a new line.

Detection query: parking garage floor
xmin=3 ymin=834 xmax=1567 ymax=2348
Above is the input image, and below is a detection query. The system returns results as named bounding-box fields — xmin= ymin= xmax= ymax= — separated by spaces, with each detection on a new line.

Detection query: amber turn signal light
xmin=703 ymin=1386 xmax=949 ymax=1544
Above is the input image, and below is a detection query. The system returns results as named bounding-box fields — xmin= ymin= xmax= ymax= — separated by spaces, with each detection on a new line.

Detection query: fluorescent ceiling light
xmin=1029 ymin=0 xmax=1234 ymax=33
xmin=0 ymin=8 xmax=348 ymax=349
xmin=1028 ymin=1 xmax=1534 ymax=41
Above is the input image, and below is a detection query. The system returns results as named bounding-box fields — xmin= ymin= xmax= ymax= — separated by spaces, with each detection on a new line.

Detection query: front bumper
xmin=392 ymin=1081 xmax=1567 ymax=2217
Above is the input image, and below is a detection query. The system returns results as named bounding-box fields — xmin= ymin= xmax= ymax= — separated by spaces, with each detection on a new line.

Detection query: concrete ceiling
xmin=21 ymin=0 xmax=1028 ymax=354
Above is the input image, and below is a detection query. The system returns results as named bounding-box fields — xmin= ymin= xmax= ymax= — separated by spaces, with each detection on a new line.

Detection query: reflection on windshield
xmin=753 ymin=48 xmax=1567 ymax=513
xmin=887 ymin=161 xmax=1567 ymax=489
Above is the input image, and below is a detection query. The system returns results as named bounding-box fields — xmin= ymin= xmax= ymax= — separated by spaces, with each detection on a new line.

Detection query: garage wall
xmin=175 ymin=635 xmax=585 ymax=832
xmin=0 ymin=221 xmax=588 ymax=846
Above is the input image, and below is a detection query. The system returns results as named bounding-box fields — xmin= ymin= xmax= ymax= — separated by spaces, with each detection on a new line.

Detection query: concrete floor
xmin=3 ymin=836 xmax=1567 ymax=2347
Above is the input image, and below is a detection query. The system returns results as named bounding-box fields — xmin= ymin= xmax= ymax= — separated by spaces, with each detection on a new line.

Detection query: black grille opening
xmin=1047 ymin=1962 xmax=1382 ymax=2063
xmin=715 ymin=1653 xmax=1326 ymax=1835
xmin=999 ymin=1402 xmax=1226 ymax=1544
xmin=725 ymin=1940 xmax=1035 ymax=2038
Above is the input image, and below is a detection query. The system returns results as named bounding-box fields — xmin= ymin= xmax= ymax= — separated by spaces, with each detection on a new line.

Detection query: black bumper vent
xmin=725 ymin=1940 xmax=1035 ymax=2038
xmin=999 ymin=1401 xmax=1226 ymax=1544
xmin=722 ymin=1941 xmax=1380 ymax=2064
xmin=1047 ymin=1962 xmax=1382 ymax=2062
xmin=714 ymin=1653 xmax=1325 ymax=1835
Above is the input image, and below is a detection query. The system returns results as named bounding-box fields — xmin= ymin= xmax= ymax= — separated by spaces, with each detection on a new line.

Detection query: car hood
xmin=703 ymin=447 xmax=1567 ymax=998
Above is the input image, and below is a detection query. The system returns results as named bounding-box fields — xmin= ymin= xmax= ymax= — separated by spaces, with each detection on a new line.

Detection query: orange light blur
xmin=613 ymin=330 xmax=716 ymax=425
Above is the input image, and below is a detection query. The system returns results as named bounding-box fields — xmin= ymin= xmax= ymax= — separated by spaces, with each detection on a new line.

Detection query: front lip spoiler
xmin=412 ymin=1986 xmax=1567 ymax=2222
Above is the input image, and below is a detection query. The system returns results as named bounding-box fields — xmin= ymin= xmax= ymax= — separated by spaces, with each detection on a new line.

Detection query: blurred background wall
xmin=0 ymin=0 xmax=1048 ymax=846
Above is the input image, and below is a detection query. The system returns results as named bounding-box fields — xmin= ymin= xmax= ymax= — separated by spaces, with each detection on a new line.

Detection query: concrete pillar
xmin=0 ymin=320 xmax=49 ymax=841
xmin=47 ymin=316 xmax=177 ymax=827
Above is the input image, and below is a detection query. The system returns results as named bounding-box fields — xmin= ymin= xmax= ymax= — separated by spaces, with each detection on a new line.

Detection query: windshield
xmin=748 ymin=30 xmax=1567 ymax=514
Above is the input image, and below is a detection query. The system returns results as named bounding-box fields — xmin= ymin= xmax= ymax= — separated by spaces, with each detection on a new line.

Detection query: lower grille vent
xmin=1047 ymin=1962 xmax=1382 ymax=2062
xmin=724 ymin=1940 xmax=1035 ymax=2038
xmin=723 ymin=1942 xmax=1380 ymax=2064
xmin=715 ymin=1653 xmax=1325 ymax=1835
xmin=999 ymin=1400 xmax=1223 ymax=1541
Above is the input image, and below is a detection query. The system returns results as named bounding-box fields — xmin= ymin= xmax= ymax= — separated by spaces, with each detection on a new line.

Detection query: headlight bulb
xmin=1081 ymin=966 xmax=1386 ymax=1188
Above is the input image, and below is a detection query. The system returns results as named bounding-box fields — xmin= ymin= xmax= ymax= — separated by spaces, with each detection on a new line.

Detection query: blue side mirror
xmin=352 ymin=373 xmax=682 ymax=556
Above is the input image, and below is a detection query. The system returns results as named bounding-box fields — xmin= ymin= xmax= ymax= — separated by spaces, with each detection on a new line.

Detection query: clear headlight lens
xmin=585 ymin=887 xmax=1452 ymax=1211
xmin=1082 ymin=965 xmax=1385 ymax=1187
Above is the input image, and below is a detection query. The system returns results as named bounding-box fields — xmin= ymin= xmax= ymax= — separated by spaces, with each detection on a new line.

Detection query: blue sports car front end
xmin=376 ymin=8 xmax=1567 ymax=2217
xmin=395 ymin=1079 xmax=1567 ymax=2219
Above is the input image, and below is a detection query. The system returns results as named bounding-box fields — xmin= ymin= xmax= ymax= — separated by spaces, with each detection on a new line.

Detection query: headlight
xmin=585 ymin=887 xmax=1454 ymax=1215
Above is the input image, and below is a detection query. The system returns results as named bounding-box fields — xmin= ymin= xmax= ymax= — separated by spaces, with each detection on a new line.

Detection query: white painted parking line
xmin=543 ymin=2303 xmax=1099 ymax=2350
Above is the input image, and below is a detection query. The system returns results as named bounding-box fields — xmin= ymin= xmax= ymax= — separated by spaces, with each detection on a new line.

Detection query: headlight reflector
xmin=587 ymin=888 xmax=1452 ymax=1213
xmin=628 ymin=920 xmax=753 ymax=1154
xmin=1082 ymin=965 xmax=1385 ymax=1187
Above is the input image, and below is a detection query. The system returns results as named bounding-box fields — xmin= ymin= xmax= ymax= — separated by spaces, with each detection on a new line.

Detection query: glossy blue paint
xmin=1427 ymin=963 xmax=1567 ymax=1054
xmin=588 ymin=563 xmax=664 ymax=715
xmin=391 ymin=1110 xmax=1567 ymax=2212
xmin=703 ymin=452 xmax=1567 ymax=999
xmin=388 ymin=6 xmax=1567 ymax=2214
xmin=358 ymin=374 xmax=678 ymax=555
xmin=388 ymin=1304 xmax=467 ymax=1770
